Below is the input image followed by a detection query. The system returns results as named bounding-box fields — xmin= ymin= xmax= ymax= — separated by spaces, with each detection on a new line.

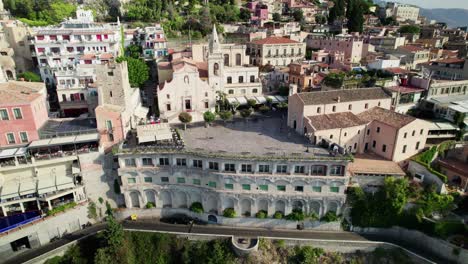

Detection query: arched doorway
xmin=275 ymin=200 xmax=286 ymax=214
xmin=174 ymin=191 xmax=188 ymax=208
xmin=240 ymin=199 xmax=252 ymax=216
xmin=6 ymin=70 xmax=13 ymax=80
xmin=208 ymin=215 xmax=217 ymax=223
xmin=292 ymin=200 xmax=304 ymax=211
xmin=129 ymin=191 xmax=140 ymax=208
xmin=258 ymin=199 xmax=268 ymax=212
xmin=144 ymin=190 xmax=156 ymax=207
xmin=205 ymin=196 xmax=218 ymax=214
xmin=310 ymin=201 xmax=321 ymax=217
xmin=161 ymin=191 xmax=172 ymax=208
xmin=223 ymin=197 xmax=235 ymax=210
xmin=328 ymin=201 xmax=339 ymax=214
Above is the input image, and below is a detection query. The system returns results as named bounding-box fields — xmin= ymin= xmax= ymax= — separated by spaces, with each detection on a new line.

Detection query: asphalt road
xmin=4 ymin=220 xmax=446 ymax=264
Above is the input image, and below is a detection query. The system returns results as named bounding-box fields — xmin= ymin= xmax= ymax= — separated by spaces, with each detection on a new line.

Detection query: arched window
xmin=224 ymin=54 xmax=229 ymax=66
xmin=213 ymin=63 xmax=219 ymax=76
xmin=236 ymin=53 xmax=241 ymax=66
xmin=184 ymin=75 xmax=189 ymax=84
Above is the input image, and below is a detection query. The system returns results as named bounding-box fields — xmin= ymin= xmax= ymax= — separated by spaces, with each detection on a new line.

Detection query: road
xmin=4 ymin=220 xmax=445 ymax=264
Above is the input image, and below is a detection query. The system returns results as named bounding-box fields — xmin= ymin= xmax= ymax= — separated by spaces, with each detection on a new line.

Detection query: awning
xmin=0 ymin=180 xmax=19 ymax=200
xmin=236 ymin=97 xmax=248 ymax=105
xmin=155 ymin=130 xmax=173 ymax=141
xmin=56 ymin=175 xmax=75 ymax=191
xmin=19 ymin=179 xmax=37 ymax=196
xmin=138 ymin=135 xmax=156 ymax=143
xmin=74 ymin=133 xmax=99 ymax=144
xmin=0 ymin=148 xmax=23 ymax=159
xmin=267 ymin=95 xmax=279 ymax=103
xmin=226 ymin=97 xmax=237 ymax=104
xmin=276 ymin=96 xmax=287 ymax=102
xmin=49 ymin=136 xmax=76 ymax=146
xmin=37 ymin=176 xmax=56 ymax=195
xmin=28 ymin=138 xmax=52 ymax=148
xmin=134 ymin=105 xmax=149 ymax=119
xmin=137 ymin=124 xmax=172 ymax=143
xmin=254 ymin=96 xmax=267 ymax=104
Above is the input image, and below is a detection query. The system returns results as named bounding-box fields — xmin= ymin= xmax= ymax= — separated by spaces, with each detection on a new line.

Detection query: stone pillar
xmin=47 ymin=200 xmax=52 ymax=210
xmin=14 ymin=156 xmax=19 ymax=166
xmin=284 ymin=200 xmax=292 ymax=215
xmin=72 ymin=191 xmax=77 ymax=202
xmin=1 ymin=206 xmax=7 ymax=216
xmin=267 ymin=201 xmax=275 ymax=216
xmin=140 ymin=191 xmax=147 ymax=208
xmin=19 ymin=202 xmax=25 ymax=213
xmin=124 ymin=192 xmax=131 ymax=208
xmin=36 ymin=200 xmax=42 ymax=210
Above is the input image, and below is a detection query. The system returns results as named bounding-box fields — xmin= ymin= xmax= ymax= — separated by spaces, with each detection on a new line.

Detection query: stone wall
xmin=0 ymin=203 xmax=91 ymax=262
xmin=115 ymin=207 xmax=342 ymax=231
xmin=352 ymin=226 xmax=468 ymax=264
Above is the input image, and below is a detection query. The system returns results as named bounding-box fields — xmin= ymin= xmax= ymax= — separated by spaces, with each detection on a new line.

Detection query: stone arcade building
xmin=117 ymin=118 xmax=350 ymax=219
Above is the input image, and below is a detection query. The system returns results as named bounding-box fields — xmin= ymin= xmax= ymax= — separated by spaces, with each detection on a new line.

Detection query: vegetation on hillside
xmin=5 ymin=0 xmax=76 ymax=26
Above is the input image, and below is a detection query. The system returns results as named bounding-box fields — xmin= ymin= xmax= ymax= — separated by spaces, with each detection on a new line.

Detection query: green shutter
xmin=225 ymin=183 xmax=234 ymax=190
xmin=192 ymin=179 xmax=201 ymax=185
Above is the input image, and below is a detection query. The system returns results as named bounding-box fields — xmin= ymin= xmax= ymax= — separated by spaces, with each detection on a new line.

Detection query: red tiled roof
xmin=99 ymin=53 xmax=113 ymax=60
xmin=357 ymin=107 xmax=416 ymax=129
xmin=80 ymin=53 xmax=96 ymax=60
xmin=250 ymin=36 xmax=300 ymax=45
xmin=307 ymin=112 xmax=367 ymax=131
xmin=385 ymin=86 xmax=425 ymax=94
xmin=384 ymin=67 xmax=410 ymax=75
xmin=0 ymin=81 xmax=45 ymax=105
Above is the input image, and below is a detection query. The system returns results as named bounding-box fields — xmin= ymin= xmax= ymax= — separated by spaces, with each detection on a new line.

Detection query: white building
xmin=117 ymin=117 xmax=350 ymax=220
xmin=382 ymin=2 xmax=420 ymax=23
xmin=136 ymin=24 xmax=168 ymax=61
xmin=30 ymin=8 xmax=121 ymax=117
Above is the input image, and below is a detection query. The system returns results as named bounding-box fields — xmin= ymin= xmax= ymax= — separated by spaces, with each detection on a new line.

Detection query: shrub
xmin=47 ymin=202 xmax=77 ymax=216
xmin=273 ymin=211 xmax=284 ymax=219
xmin=321 ymin=211 xmax=339 ymax=222
xmin=145 ymin=202 xmax=155 ymax=209
xmin=98 ymin=197 xmax=104 ymax=204
xmin=277 ymin=102 xmax=288 ymax=109
xmin=285 ymin=209 xmax=305 ymax=221
xmin=255 ymin=210 xmax=268 ymax=219
xmin=203 ymin=111 xmax=216 ymax=124
xmin=307 ymin=212 xmax=319 ymax=221
xmin=17 ymin=71 xmax=41 ymax=82
xmin=218 ymin=111 xmax=232 ymax=122
xmin=223 ymin=208 xmax=236 ymax=218
xmin=276 ymin=239 xmax=286 ymax=248
xmin=190 ymin=202 xmax=204 ymax=213
xmin=240 ymin=109 xmax=252 ymax=118
xmin=259 ymin=105 xmax=270 ymax=114
xmin=87 ymin=201 xmax=97 ymax=220
xmin=434 ymin=221 xmax=466 ymax=238
xmin=178 ymin=112 xmax=192 ymax=130
xmin=247 ymin=99 xmax=257 ymax=108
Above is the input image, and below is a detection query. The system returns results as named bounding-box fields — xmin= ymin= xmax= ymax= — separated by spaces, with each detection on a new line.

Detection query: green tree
xmin=116 ymin=57 xmax=149 ymax=88
xmin=292 ymin=246 xmax=325 ymax=264
xmin=247 ymin=99 xmax=257 ymax=108
xmin=398 ymin=25 xmax=421 ymax=34
xmin=323 ymin=73 xmax=345 ymax=88
xmin=125 ymin=44 xmax=142 ymax=59
xmin=17 ymin=71 xmax=41 ymax=82
xmin=273 ymin=12 xmax=281 ymax=22
xmin=218 ymin=111 xmax=233 ymax=122
xmin=328 ymin=0 xmax=345 ymax=24
xmin=178 ymin=112 xmax=192 ymax=130
xmin=347 ymin=0 xmax=365 ymax=33
xmin=223 ymin=208 xmax=236 ymax=218
xmin=203 ymin=111 xmax=216 ymax=125
xmin=240 ymin=109 xmax=252 ymax=119
xmin=239 ymin=8 xmax=251 ymax=21
xmin=292 ymin=9 xmax=304 ymax=22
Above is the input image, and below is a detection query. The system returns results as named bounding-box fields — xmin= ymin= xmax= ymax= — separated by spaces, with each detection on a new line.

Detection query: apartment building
xmin=288 ymin=88 xmax=429 ymax=162
xmin=30 ymin=9 xmax=121 ymax=116
xmin=117 ymin=117 xmax=350 ymax=219
xmin=288 ymin=62 xmax=328 ymax=92
xmin=382 ymin=2 xmax=420 ymax=22
xmin=0 ymin=80 xmax=48 ymax=147
xmin=306 ymin=35 xmax=368 ymax=64
xmin=394 ymin=45 xmax=430 ymax=70
xmin=421 ymin=58 xmax=468 ymax=80
xmin=368 ymin=36 xmax=406 ymax=52
xmin=247 ymin=36 xmax=306 ymax=66
xmin=136 ymin=24 xmax=168 ymax=60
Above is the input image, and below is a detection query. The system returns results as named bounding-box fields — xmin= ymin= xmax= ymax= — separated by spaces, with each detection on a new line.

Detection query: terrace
xmin=120 ymin=117 xmax=350 ymax=161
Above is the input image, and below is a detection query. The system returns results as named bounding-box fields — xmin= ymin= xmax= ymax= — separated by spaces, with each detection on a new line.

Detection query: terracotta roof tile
xmin=307 ymin=112 xmax=367 ymax=130
xmin=297 ymin=87 xmax=390 ymax=105
xmin=357 ymin=107 xmax=416 ymax=129
xmin=0 ymin=81 xmax=45 ymax=105
xmin=250 ymin=36 xmax=300 ymax=45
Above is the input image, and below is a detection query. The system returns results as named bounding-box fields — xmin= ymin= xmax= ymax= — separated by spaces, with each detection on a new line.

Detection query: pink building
xmin=306 ymin=35 xmax=370 ymax=64
xmin=287 ymin=88 xmax=430 ymax=162
xmin=0 ymin=81 xmax=49 ymax=147
xmin=247 ymin=1 xmax=268 ymax=23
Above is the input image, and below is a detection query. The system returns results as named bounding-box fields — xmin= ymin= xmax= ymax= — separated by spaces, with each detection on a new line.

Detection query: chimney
xmin=336 ymin=96 xmax=341 ymax=103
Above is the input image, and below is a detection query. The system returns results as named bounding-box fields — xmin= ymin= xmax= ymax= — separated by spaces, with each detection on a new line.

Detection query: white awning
xmin=37 ymin=176 xmax=56 ymax=195
xmin=137 ymin=124 xmax=172 ymax=143
xmin=267 ymin=95 xmax=279 ymax=103
xmin=255 ymin=96 xmax=267 ymax=104
xmin=56 ymin=175 xmax=75 ymax=191
xmin=0 ymin=180 xmax=19 ymax=200
xmin=0 ymin=148 xmax=20 ymax=159
xmin=155 ymin=131 xmax=173 ymax=141
xmin=19 ymin=179 xmax=37 ymax=196
xmin=138 ymin=135 xmax=156 ymax=144
xmin=74 ymin=133 xmax=99 ymax=144
xmin=276 ymin=96 xmax=287 ymax=102
xmin=236 ymin=97 xmax=248 ymax=105
xmin=28 ymin=138 xmax=52 ymax=148
xmin=226 ymin=97 xmax=237 ymax=104
xmin=134 ymin=105 xmax=149 ymax=119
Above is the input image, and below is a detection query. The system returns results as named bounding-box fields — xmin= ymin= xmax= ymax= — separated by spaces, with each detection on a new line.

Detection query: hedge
xmin=47 ymin=202 xmax=77 ymax=216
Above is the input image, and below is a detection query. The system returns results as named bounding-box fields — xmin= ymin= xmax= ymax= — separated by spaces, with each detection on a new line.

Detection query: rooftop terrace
xmin=39 ymin=118 xmax=97 ymax=139
xmin=120 ymin=117 xmax=350 ymax=161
